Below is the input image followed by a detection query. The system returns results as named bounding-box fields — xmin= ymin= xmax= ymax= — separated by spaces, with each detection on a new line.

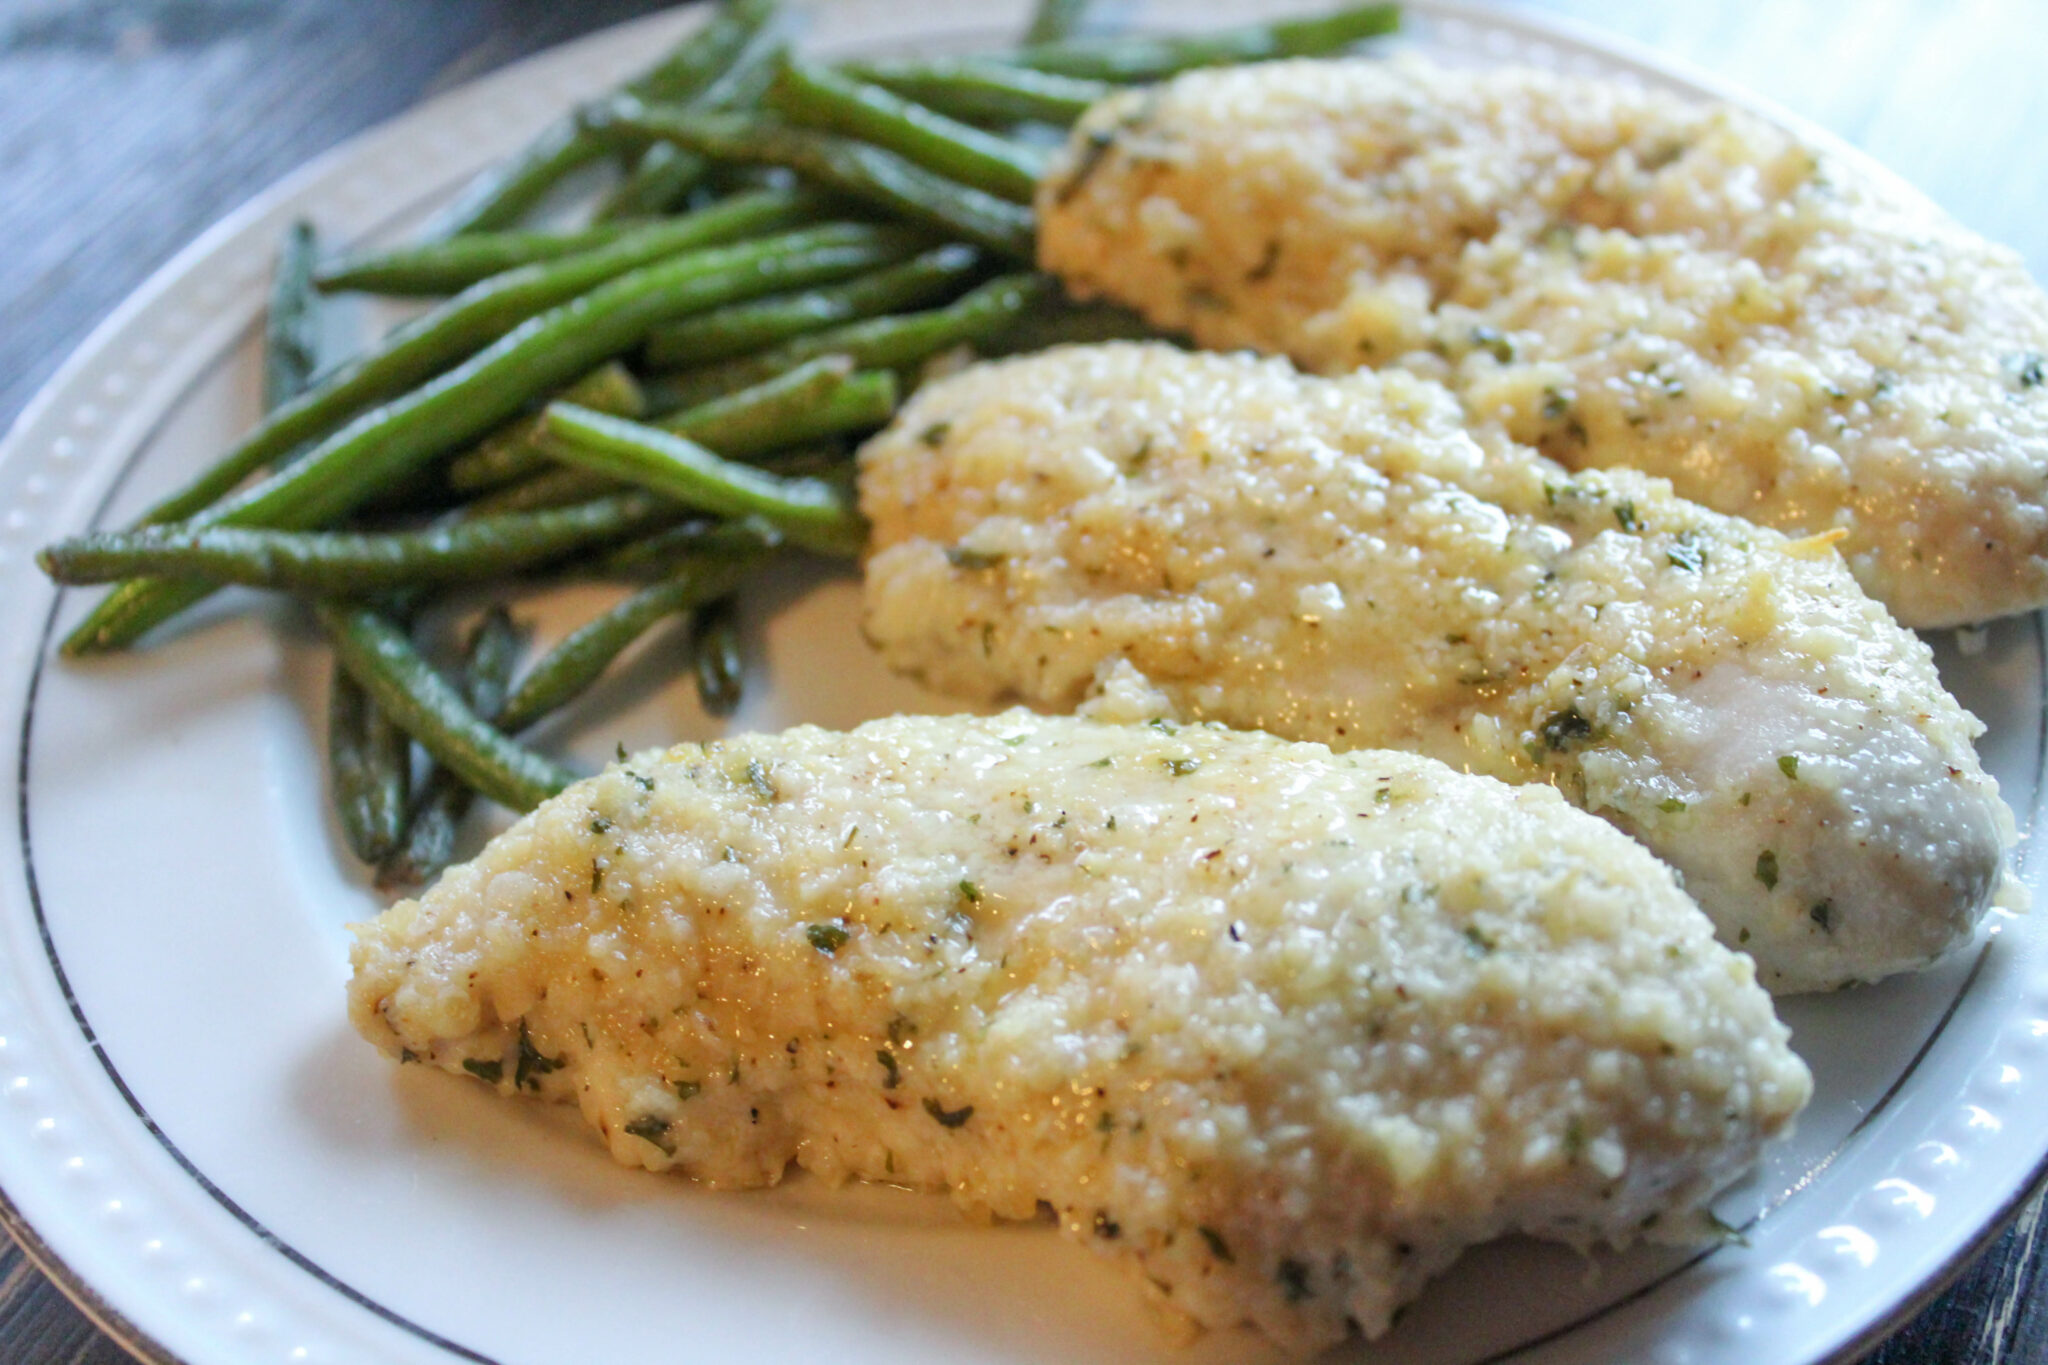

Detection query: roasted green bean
xmin=377 ymin=606 xmax=522 ymax=888
xmin=642 ymin=244 xmax=982 ymax=369
xmin=649 ymin=271 xmax=1053 ymax=406
xmin=266 ymin=221 xmax=322 ymax=411
xmin=41 ymin=493 xmax=684 ymax=593
xmin=63 ymin=221 xmax=915 ymax=655
xmin=839 ymin=58 xmax=1110 ymax=128
xmin=596 ymin=3 xmax=791 ymax=221
xmin=768 ymin=60 xmax=1045 ymax=204
xmin=422 ymin=0 xmax=777 ymax=238
xmin=1009 ymin=2 xmax=1398 ymax=81
xmin=660 ymin=356 xmax=900 ymax=456
xmin=327 ymin=660 xmax=412 ymax=865
xmin=496 ymin=550 xmax=764 ymax=733
xmin=314 ymin=223 xmax=639 ymax=297
xmin=542 ymin=404 xmax=866 ymax=556
xmin=1024 ymin=0 xmax=1090 ymax=44
xmin=136 ymin=188 xmax=818 ymax=530
xmin=690 ymin=595 xmax=746 ymax=716
xmin=446 ymin=362 xmax=647 ymax=494
xmin=604 ymin=103 xmax=1036 ymax=260
xmin=318 ymin=602 xmax=577 ymax=812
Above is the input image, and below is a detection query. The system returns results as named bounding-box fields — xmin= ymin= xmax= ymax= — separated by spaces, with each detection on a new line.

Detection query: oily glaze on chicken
xmin=1037 ymin=57 xmax=2048 ymax=627
xmin=350 ymin=710 xmax=1810 ymax=1355
xmin=858 ymin=344 xmax=2017 ymax=992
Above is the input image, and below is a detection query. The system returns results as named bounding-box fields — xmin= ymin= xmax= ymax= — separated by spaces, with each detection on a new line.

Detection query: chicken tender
xmin=1037 ymin=57 xmax=2048 ymax=627
xmin=349 ymin=711 xmax=1810 ymax=1355
xmin=858 ymin=344 xmax=2016 ymax=992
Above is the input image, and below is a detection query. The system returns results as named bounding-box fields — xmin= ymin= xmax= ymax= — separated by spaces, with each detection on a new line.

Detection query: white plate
xmin=3 ymin=3 xmax=2045 ymax=1363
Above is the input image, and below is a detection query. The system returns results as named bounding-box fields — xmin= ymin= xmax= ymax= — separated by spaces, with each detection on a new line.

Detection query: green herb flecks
xmin=806 ymin=920 xmax=851 ymax=954
xmin=1810 ymin=900 xmax=1835 ymax=933
xmin=745 ymin=757 xmax=778 ymax=801
xmin=462 ymin=1057 xmax=504 ymax=1085
xmin=515 ymin=1019 xmax=567 ymax=1091
xmin=1666 ymin=534 xmax=1707 ymax=571
xmin=1614 ymin=501 xmax=1642 ymax=533
xmin=876 ymin=1048 xmax=900 ymax=1089
xmin=1755 ymin=849 xmax=1779 ymax=891
xmin=624 ymin=1114 xmax=676 ymax=1155
xmin=924 ymin=1097 xmax=975 ymax=1128
xmin=1778 ymin=754 xmax=1800 ymax=780
xmin=1539 ymin=706 xmax=1595 ymax=752
xmin=1164 ymin=757 xmax=1200 ymax=777
xmin=945 ymin=545 xmax=1004 ymax=570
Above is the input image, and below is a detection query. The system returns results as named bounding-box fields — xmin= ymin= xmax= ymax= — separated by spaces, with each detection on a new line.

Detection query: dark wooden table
xmin=2 ymin=1 xmax=2042 ymax=1360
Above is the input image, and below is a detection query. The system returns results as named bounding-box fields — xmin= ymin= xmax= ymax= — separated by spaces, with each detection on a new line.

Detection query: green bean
xmin=458 ymin=357 xmax=861 ymax=516
xmin=649 ymin=272 xmax=1054 ymax=406
xmin=1009 ymin=2 xmax=1400 ymax=81
xmin=266 ymin=221 xmax=322 ymax=411
xmin=988 ymin=299 xmax=1163 ymax=353
xmin=63 ymin=221 xmax=915 ymax=655
xmin=1024 ymin=0 xmax=1090 ymax=44
xmin=542 ymin=404 xmax=865 ymax=556
xmin=456 ymin=360 xmax=885 ymax=521
xmin=691 ymin=596 xmax=745 ymax=716
xmin=497 ymin=550 xmax=763 ymax=734
xmin=643 ymin=244 xmax=983 ymax=369
xmin=605 ymin=103 xmax=1035 ymax=260
xmin=661 ymin=356 xmax=903 ymax=457
xmin=597 ymin=143 xmax=708 ymax=224
xmin=317 ymin=602 xmax=576 ymax=812
xmin=840 ymin=58 xmax=1111 ymax=128
xmin=595 ymin=7 xmax=791 ymax=222
xmin=708 ymin=367 xmax=898 ymax=450
xmin=327 ymin=660 xmax=412 ymax=864
xmin=416 ymin=108 xmax=624 ymax=243
xmin=595 ymin=517 xmax=781 ymax=579
xmin=466 ymin=467 xmax=622 ymax=517
xmin=422 ymin=0 xmax=777 ymax=238
xmin=767 ymin=60 xmax=1045 ymax=204
xmin=314 ymin=223 xmax=639 ymax=297
xmin=447 ymin=362 xmax=646 ymax=494
xmin=377 ymin=607 xmax=522 ymax=889
xmin=41 ymin=493 xmax=684 ymax=593
xmin=134 ymin=188 xmax=819 ymax=530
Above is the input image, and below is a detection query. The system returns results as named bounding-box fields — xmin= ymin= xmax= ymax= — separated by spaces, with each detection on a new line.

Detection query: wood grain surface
xmin=2 ymin=1 xmax=2043 ymax=1361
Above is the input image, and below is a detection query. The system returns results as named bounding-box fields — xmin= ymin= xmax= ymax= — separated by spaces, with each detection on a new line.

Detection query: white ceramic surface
xmin=1 ymin=3 xmax=2045 ymax=1363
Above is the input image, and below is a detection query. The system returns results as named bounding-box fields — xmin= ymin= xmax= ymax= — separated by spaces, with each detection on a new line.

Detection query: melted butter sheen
xmin=1038 ymin=57 xmax=2048 ymax=627
xmin=858 ymin=343 xmax=2016 ymax=992
xmin=350 ymin=711 xmax=1807 ymax=1355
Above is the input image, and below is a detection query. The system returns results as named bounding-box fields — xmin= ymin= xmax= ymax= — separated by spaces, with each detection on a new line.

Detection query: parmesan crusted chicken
xmin=858 ymin=344 xmax=2016 ymax=992
xmin=1037 ymin=57 xmax=2048 ymax=627
xmin=350 ymin=711 xmax=1810 ymax=1355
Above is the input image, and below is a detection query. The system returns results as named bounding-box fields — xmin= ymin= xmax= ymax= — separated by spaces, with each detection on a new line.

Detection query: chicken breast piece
xmin=1037 ymin=57 xmax=2048 ymax=627
xmin=858 ymin=343 xmax=2016 ymax=992
xmin=350 ymin=710 xmax=1810 ymax=1355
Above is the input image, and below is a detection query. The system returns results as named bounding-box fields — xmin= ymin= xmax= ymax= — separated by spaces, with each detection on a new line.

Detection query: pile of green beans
xmin=35 ymin=0 xmax=1401 ymax=885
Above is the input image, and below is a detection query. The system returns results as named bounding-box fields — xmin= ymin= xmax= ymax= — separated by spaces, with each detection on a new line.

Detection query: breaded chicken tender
xmin=858 ymin=344 xmax=2015 ymax=992
xmin=1037 ymin=57 xmax=2048 ymax=627
xmin=350 ymin=711 xmax=1810 ymax=1355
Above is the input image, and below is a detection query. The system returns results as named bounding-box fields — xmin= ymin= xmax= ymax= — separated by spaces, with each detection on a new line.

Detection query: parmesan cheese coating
xmin=858 ymin=344 xmax=2015 ymax=993
xmin=1037 ymin=57 xmax=2048 ymax=627
xmin=349 ymin=711 xmax=1810 ymax=1355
